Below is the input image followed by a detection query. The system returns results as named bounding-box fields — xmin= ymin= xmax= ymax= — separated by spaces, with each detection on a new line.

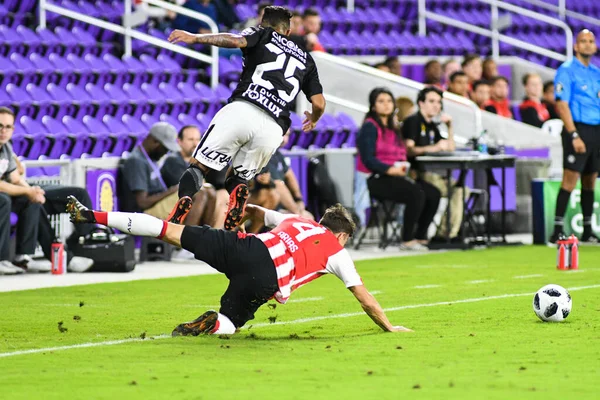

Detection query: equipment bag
xmin=72 ymin=227 xmax=136 ymax=272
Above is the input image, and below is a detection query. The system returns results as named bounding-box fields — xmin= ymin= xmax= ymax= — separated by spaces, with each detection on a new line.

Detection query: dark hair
xmin=543 ymin=80 xmax=554 ymax=93
xmin=373 ymin=62 xmax=388 ymax=69
xmin=521 ymin=72 xmax=540 ymax=86
xmin=384 ymin=56 xmax=399 ymax=67
xmin=291 ymin=10 xmax=301 ymax=17
xmin=442 ymin=59 xmax=458 ymax=70
xmin=461 ymin=54 xmax=480 ymax=68
xmin=472 ymin=79 xmax=490 ymax=91
xmin=319 ymin=203 xmax=356 ymax=236
xmin=302 ymin=8 xmax=320 ymax=18
xmin=178 ymin=125 xmax=198 ymax=140
xmin=258 ymin=2 xmax=271 ymax=13
xmin=0 ymin=106 xmax=15 ymax=118
xmin=416 ymin=86 xmax=443 ymax=105
xmin=365 ymin=87 xmax=397 ymax=132
xmin=424 ymin=59 xmax=440 ymax=70
xmin=449 ymin=70 xmax=467 ymax=83
xmin=490 ymin=75 xmax=509 ymax=85
xmin=262 ymin=6 xmax=292 ymax=31
xmin=482 ymin=57 xmax=496 ymax=67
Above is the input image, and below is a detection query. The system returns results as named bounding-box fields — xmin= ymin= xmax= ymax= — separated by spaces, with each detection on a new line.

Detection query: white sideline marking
xmin=2 ymin=284 xmax=600 ymax=359
xmin=288 ymin=297 xmax=324 ymax=303
xmin=466 ymin=279 xmax=494 ymax=284
xmin=369 ymin=290 xmax=383 ymax=295
xmin=414 ymin=284 xmax=441 ymax=289
xmin=565 ymin=270 xmax=585 ymax=273
xmin=513 ymin=274 xmax=544 ymax=279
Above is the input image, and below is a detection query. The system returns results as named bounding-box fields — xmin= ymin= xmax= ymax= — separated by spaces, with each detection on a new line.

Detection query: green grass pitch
xmin=1 ymin=246 xmax=599 ymax=399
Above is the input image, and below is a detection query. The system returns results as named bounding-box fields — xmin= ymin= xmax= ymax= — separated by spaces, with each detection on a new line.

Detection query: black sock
xmin=224 ymin=175 xmax=247 ymax=194
xmin=178 ymin=165 xmax=205 ymax=198
xmin=553 ymin=188 xmax=571 ymax=235
xmin=582 ymin=189 xmax=594 ymax=236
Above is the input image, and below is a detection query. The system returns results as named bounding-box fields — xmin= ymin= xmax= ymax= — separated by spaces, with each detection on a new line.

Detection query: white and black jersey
xmin=229 ymin=26 xmax=323 ymax=133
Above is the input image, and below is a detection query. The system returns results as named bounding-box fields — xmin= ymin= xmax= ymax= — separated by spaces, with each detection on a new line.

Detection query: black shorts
xmin=180 ymin=225 xmax=278 ymax=328
xmin=563 ymin=122 xmax=600 ymax=174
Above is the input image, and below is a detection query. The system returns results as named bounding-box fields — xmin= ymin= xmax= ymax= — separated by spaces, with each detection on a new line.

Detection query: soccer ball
xmin=533 ymin=284 xmax=572 ymax=322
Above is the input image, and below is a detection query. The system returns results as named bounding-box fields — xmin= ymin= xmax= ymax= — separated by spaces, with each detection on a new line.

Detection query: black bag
xmin=307 ymin=155 xmax=341 ymax=218
xmin=72 ymin=227 xmax=136 ymax=272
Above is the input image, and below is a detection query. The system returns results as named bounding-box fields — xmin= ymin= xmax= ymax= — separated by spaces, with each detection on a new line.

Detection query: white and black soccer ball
xmin=533 ymin=284 xmax=572 ymax=322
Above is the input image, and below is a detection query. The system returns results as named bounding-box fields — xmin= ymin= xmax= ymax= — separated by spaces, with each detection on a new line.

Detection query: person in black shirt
xmin=403 ymin=87 xmax=467 ymax=240
xmin=166 ymin=6 xmax=326 ymax=231
xmin=519 ymin=73 xmax=551 ymax=128
xmin=542 ymin=80 xmax=560 ymax=120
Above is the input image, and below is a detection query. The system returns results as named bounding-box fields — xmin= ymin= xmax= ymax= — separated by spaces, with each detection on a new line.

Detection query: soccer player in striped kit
xmin=66 ymin=196 xmax=411 ymax=335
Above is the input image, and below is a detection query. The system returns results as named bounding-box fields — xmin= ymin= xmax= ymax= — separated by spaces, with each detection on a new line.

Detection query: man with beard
xmin=550 ymin=30 xmax=600 ymax=243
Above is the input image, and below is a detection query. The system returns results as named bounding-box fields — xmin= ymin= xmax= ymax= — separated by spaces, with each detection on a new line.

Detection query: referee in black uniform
xmin=551 ymin=30 xmax=600 ymax=243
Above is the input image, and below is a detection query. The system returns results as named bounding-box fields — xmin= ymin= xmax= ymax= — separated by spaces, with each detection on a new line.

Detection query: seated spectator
xmin=121 ymin=122 xmax=206 ymax=225
xmin=485 ymin=76 xmax=513 ymax=119
xmin=395 ymin=97 xmax=416 ymax=124
xmin=290 ymin=10 xmax=303 ymax=35
xmin=442 ymin=59 xmax=461 ymax=89
xmin=374 ymin=63 xmax=391 ymax=73
xmin=357 ymin=88 xmax=440 ymax=250
xmin=482 ymin=57 xmax=498 ymax=81
xmin=247 ymin=170 xmax=279 ymax=233
xmin=212 ymin=0 xmax=240 ymax=29
xmin=301 ymin=8 xmax=325 ymax=52
xmin=461 ymin=54 xmax=483 ymax=88
xmin=384 ymin=56 xmax=402 ymax=76
xmin=424 ymin=59 xmax=443 ymax=88
xmin=0 ymin=107 xmax=93 ymax=274
xmin=403 ymin=87 xmax=468 ymax=241
xmin=519 ymin=73 xmax=550 ymax=128
xmin=160 ymin=125 xmax=228 ymax=228
xmin=447 ymin=71 xmax=470 ymax=98
xmin=243 ymin=1 xmax=270 ymax=29
xmin=172 ymin=0 xmax=218 ymax=34
xmin=542 ymin=80 xmax=560 ymax=120
xmin=471 ymin=80 xmax=491 ymax=109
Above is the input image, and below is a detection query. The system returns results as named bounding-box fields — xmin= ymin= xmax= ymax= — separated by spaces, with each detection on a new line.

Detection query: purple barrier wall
xmin=86 ymin=169 xmax=118 ymax=212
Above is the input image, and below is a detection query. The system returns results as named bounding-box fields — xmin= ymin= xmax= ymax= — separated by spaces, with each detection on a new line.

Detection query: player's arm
xmin=404 ymin=138 xmax=441 ymax=156
xmin=168 ymin=30 xmax=248 ymax=48
xmin=349 ymin=285 xmax=412 ymax=332
xmin=242 ymin=204 xmax=297 ymax=227
xmin=134 ymin=186 xmax=178 ymax=211
xmin=302 ymin=94 xmax=326 ymax=132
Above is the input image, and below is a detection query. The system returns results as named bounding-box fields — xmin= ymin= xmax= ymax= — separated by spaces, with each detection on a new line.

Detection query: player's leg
xmin=580 ymin=133 xmax=600 ymax=243
xmin=551 ymin=132 xmax=586 ymax=243
xmin=224 ymin=105 xmax=283 ymax=230
xmin=66 ymin=196 xmax=185 ymax=247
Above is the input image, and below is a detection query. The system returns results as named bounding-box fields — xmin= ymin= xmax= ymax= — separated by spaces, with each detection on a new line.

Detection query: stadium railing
xmin=418 ymin=0 xmax=573 ymax=62
xmin=38 ymin=0 xmax=220 ymax=88
xmin=515 ymin=0 xmax=600 ymax=28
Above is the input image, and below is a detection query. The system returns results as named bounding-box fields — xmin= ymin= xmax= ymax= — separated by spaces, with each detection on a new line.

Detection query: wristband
xmin=570 ymin=131 xmax=579 ymax=139
xmin=293 ymin=196 xmax=304 ymax=202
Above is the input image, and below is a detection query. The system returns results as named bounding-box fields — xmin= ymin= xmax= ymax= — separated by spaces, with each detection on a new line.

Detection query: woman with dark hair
xmin=356 ymin=88 xmax=441 ymax=250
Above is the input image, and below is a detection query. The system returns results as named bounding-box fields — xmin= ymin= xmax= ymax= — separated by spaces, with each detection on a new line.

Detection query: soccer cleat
xmin=547 ymin=231 xmax=564 ymax=246
xmin=581 ymin=232 xmax=600 ymax=244
xmin=171 ymin=310 xmax=219 ymax=337
xmin=66 ymin=195 xmax=96 ymax=224
xmin=224 ymin=184 xmax=249 ymax=231
xmin=167 ymin=196 xmax=193 ymax=224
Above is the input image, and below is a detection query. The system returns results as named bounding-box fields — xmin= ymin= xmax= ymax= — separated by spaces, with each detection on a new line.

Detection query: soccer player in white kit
xmin=166 ymin=6 xmax=326 ymax=230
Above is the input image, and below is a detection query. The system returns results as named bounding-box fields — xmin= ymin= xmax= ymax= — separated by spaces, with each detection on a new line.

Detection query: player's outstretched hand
xmin=168 ymin=30 xmax=196 ymax=45
xmin=389 ymin=326 xmax=413 ymax=332
xmin=302 ymin=111 xmax=316 ymax=132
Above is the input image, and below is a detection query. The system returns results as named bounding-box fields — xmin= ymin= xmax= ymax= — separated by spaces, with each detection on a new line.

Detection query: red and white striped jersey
xmin=254 ymin=211 xmax=363 ymax=304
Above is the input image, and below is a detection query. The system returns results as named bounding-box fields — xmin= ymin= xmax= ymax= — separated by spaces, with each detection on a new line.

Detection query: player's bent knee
xmin=179 ymin=166 xmax=205 ymax=199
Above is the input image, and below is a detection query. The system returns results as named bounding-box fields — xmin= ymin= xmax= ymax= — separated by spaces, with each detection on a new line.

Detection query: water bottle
xmin=478 ymin=130 xmax=488 ymax=154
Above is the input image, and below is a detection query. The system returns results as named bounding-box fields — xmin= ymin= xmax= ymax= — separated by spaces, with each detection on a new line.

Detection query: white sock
xmin=213 ymin=313 xmax=236 ymax=334
xmin=102 ymin=212 xmax=167 ymax=238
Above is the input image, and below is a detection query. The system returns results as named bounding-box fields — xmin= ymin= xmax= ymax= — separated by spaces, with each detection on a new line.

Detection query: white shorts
xmin=192 ymin=101 xmax=284 ymax=180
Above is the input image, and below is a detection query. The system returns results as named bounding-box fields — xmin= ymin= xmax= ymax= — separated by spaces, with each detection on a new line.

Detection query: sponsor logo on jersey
xmin=271 ymin=32 xmax=307 ymax=62
xmin=199 ymin=147 xmax=232 ymax=166
xmin=233 ymin=164 xmax=258 ymax=180
xmin=242 ymin=83 xmax=284 ymax=117
xmin=277 ymin=231 xmax=299 ymax=253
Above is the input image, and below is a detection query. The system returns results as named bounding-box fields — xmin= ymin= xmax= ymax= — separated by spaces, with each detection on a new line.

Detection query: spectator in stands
xmin=395 ymin=97 xmax=416 ymax=124
xmin=243 ymin=1 xmax=270 ymax=29
xmin=160 ymin=125 xmax=228 ymax=228
xmin=356 ymin=87 xmax=440 ymax=250
xmin=447 ymin=71 xmax=470 ymax=98
xmin=471 ymin=79 xmax=491 ymax=109
xmin=247 ymin=170 xmax=279 ymax=233
xmin=485 ymin=76 xmax=513 ymax=119
xmin=212 ymin=0 xmax=240 ymax=29
xmin=542 ymin=80 xmax=560 ymax=120
xmin=301 ymin=8 xmax=325 ymax=52
xmin=482 ymin=57 xmax=498 ymax=81
xmin=461 ymin=54 xmax=483 ymax=87
xmin=290 ymin=10 xmax=303 ymax=35
xmin=403 ymin=87 xmax=467 ymax=241
xmin=374 ymin=63 xmax=391 ymax=73
xmin=172 ymin=0 xmax=218 ymax=34
xmin=0 ymin=107 xmax=93 ymax=274
xmin=121 ymin=122 xmax=207 ymax=225
xmin=519 ymin=73 xmax=550 ymax=128
xmin=384 ymin=56 xmax=402 ymax=76
xmin=424 ymin=59 xmax=443 ymax=88
xmin=442 ymin=59 xmax=461 ymax=88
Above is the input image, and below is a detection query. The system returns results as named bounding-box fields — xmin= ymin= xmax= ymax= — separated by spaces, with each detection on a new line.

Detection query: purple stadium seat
xmin=103 ymin=115 xmax=134 ymax=155
xmin=9 ymin=53 xmax=36 ymax=75
xmin=5 ymin=83 xmax=33 ymax=106
xmin=35 ymin=28 xmax=62 ymax=54
xmin=122 ymin=114 xmax=148 ymax=139
xmin=41 ymin=116 xmax=73 ymax=159
xmin=28 ymin=53 xmax=54 ymax=74
xmin=159 ymin=113 xmax=183 ymax=131
xmin=62 ymin=115 xmax=94 ymax=158
xmin=122 ymin=55 xmax=146 ymax=74
xmin=141 ymin=113 xmax=159 ymax=130
xmin=156 ymin=54 xmax=181 ymax=74
xmin=102 ymin=53 xmax=128 ymax=74
xmin=81 ymin=115 xmax=115 ymax=157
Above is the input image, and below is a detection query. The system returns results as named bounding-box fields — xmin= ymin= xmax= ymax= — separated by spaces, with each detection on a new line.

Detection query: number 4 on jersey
xmin=293 ymin=222 xmax=326 ymax=242
xmin=252 ymin=43 xmax=306 ymax=103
